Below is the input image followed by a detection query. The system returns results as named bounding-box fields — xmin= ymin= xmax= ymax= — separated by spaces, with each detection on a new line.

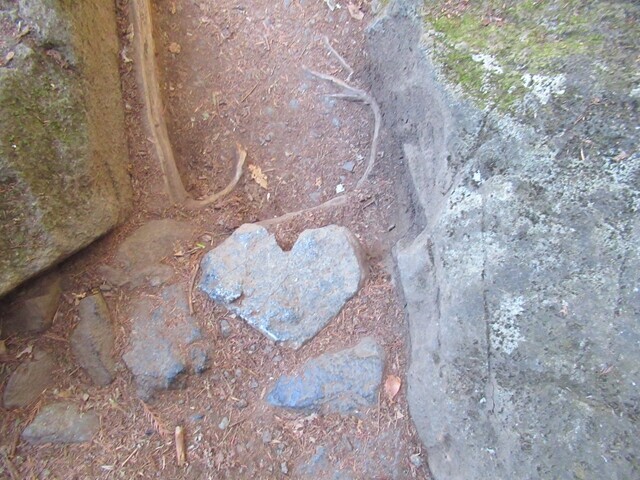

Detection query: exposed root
xmin=259 ymin=68 xmax=381 ymax=227
xmin=322 ymin=35 xmax=354 ymax=81
xmin=184 ymin=143 xmax=247 ymax=209
xmin=131 ymin=0 xmax=245 ymax=208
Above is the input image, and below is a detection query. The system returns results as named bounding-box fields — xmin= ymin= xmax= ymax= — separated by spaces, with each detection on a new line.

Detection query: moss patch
xmin=422 ymin=0 xmax=640 ymax=111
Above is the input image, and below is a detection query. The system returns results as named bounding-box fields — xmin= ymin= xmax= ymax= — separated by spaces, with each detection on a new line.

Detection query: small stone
xmin=190 ymin=347 xmax=209 ymax=374
xmin=410 ymin=453 xmax=423 ymax=468
xmin=123 ymin=284 xmax=201 ymax=400
xmin=268 ymin=337 xmax=384 ymax=414
xmin=22 ymin=402 xmax=99 ymax=444
xmin=190 ymin=413 xmax=205 ymax=423
xmin=250 ymin=379 xmax=259 ymax=389
xmin=262 ymin=430 xmax=272 ymax=443
xmin=3 ymin=350 xmax=55 ymax=408
xmin=71 ymin=293 xmax=116 ymax=386
xmin=0 ymin=274 xmax=62 ymax=335
xmin=220 ymin=319 xmax=232 ymax=338
xmin=342 ymin=161 xmax=355 ymax=173
xmin=236 ymin=398 xmax=248 ymax=409
xmin=99 ymin=220 xmax=195 ymax=288
xmin=281 ymin=462 xmax=289 ymax=475
xmin=219 ymin=416 xmax=230 ymax=430
xmin=199 ymin=224 xmax=366 ymax=349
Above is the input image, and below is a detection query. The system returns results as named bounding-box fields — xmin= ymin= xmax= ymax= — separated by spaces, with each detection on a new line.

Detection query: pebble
xmin=219 ymin=416 xmax=230 ymax=430
xmin=342 ymin=161 xmax=355 ymax=173
xmin=262 ymin=430 xmax=272 ymax=444
xmin=220 ymin=319 xmax=232 ymax=338
xmin=281 ymin=462 xmax=289 ymax=475
xmin=410 ymin=453 xmax=423 ymax=468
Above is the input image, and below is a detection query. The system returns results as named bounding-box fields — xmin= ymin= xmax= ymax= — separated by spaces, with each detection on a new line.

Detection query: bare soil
xmin=1 ymin=1 xmax=429 ymax=478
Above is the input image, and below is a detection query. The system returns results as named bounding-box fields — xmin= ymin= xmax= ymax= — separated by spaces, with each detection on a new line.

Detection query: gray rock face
xmin=99 ymin=220 xmax=195 ymax=288
xmin=123 ymin=284 xmax=202 ymax=400
xmin=22 ymin=402 xmax=99 ymax=444
xmin=368 ymin=3 xmax=640 ymax=479
xmin=199 ymin=224 xmax=366 ymax=349
xmin=71 ymin=293 xmax=116 ymax=386
xmin=3 ymin=350 xmax=55 ymax=408
xmin=0 ymin=0 xmax=132 ymax=296
xmin=0 ymin=273 xmax=61 ymax=335
xmin=268 ymin=337 xmax=384 ymax=414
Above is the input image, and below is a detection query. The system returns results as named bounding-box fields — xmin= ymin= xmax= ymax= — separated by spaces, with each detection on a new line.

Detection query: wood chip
xmin=175 ymin=426 xmax=186 ymax=466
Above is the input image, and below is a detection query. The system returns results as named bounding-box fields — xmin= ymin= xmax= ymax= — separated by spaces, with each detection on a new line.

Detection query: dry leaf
xmin=384 ymin=374 xmax=402 ymax=401
xmin=4 ymin=51 xmax=14 ymax=64
xmin=248 ymin=164 xmax=268 ymax=189
xmin=347 ymin=3 xmax=364 ymax=20
xmin=168 ymin=42 xmax=181 ymax=54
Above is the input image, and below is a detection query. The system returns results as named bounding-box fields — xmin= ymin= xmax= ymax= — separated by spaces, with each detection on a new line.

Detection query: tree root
xmin=184 ymin=144 xmax=247 ymax=209
xmin=131 ymin=0 xmax=245 ymax=209
xmin=259 ymin=68 xmax=381 ymax=227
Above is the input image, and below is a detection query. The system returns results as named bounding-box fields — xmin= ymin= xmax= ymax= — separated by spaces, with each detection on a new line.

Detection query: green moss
xmin=0 ymin=49 xmax=89 ymax=269
xmin=423 ymin=0 xmax=639 ymax=111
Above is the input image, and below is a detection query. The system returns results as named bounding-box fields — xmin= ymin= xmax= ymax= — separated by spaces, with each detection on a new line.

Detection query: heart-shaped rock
xmin=199 ymin=224 xmax=366 ymax=349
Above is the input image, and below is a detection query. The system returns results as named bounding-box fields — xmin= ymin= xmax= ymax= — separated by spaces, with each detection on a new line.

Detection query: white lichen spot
xmin=473 ymin=170 xmax=483 ymax=184
xmin=491 ymin=295 xmax=526 ymax=354
xmin=471 ymin=53 xmax=504 ymax=74
xmin=521 ymin=73 xmax=566 ymax=105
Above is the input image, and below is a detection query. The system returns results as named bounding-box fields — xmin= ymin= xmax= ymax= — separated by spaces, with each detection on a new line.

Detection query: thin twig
xmin=322 ymin=35 xmax=354 ymax=81
xmin=188 ymin=253 xmax=203 ymax=315
xmin=0 ymin=450 xmax=19 ymax=480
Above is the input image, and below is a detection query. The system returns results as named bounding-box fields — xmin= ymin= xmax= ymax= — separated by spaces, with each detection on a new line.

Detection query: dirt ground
xmin=0 ymin=0 xmax=429 ymax=478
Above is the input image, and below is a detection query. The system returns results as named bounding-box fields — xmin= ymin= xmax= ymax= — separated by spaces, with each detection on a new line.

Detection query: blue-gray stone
xmin=199 ymin=224 xmax=366 ymax=349
xmin=22 ymin=402 xmax=99 ymax=444
xmin=123 ymin=284 xmax=202 ymax=400
xmin=267 ymin=337 xmax=384 ymax=414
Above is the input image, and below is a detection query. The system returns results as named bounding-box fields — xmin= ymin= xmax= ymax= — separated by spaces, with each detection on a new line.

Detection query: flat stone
xmin=70 ymin=293 xmax=116 ymax=386
xmin=3 ymin=350 xmax=55 ymax=408
xmin=98 ymin=220 xmax=195 ymax=288
xmin=342 ymin=161 xmax=355 ymax=173
xmin=267 ymin=337 xmax=384 ymax=414
xmin=123 ymin=284 xmax=202 ymax=400
xmin=199 ymin=224 xmax=366 ymax=349
xmin=0 ymin=273 xmax=62 ymax=335
xmin=22 ymin=402 xmax=99 ymax=444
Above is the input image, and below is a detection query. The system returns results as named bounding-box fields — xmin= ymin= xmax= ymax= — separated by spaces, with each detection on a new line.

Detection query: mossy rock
xmin=0 ymin=0 xmax=132 ymax=296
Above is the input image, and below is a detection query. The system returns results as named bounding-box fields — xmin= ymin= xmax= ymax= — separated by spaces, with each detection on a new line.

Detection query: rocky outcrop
xmin=367 ymin=1 xmax=640 ymax=479
xmin=0 ymin=0 xmax=132 ymax=296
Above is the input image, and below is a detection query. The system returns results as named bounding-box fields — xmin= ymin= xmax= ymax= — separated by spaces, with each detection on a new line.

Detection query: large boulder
xmin=0 ymin=0 xmax=132 ymax=296
xmin=368 ymin=1 xmax=640 ymax=479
